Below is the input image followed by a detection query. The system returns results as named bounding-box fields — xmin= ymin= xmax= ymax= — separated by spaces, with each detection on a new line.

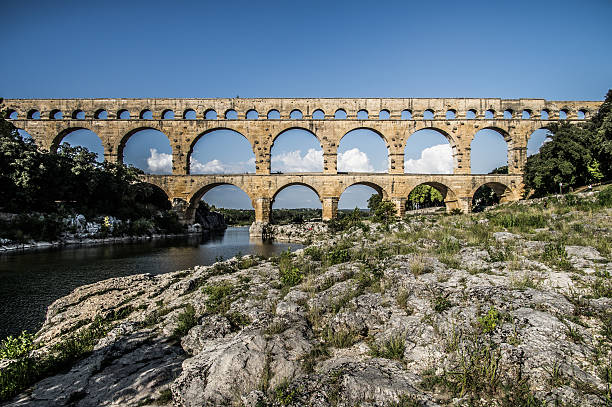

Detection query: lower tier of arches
xmin=140 ymin=173 xmax=523 ymax=228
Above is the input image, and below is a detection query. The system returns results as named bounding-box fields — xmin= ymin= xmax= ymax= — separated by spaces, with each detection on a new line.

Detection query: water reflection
xmin=0 ymin=227 xmax=299 ymax=338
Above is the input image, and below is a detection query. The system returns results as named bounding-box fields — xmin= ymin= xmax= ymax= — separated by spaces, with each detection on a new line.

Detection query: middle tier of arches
xmin=15 ymin=119 xmax=543 ymax=176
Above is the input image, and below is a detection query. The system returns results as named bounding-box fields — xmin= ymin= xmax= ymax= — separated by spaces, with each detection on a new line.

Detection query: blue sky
xmin=5 ymin=0 xmax=611 ymax=209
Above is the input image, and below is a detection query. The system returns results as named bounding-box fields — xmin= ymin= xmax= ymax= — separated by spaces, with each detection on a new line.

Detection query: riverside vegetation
xmin=1 ymin=186 xmax=611 ymax=406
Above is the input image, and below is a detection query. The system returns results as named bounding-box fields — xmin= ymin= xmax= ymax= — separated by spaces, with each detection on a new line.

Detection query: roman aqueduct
xmin=3 ymin=98 xmax=602 ymax=232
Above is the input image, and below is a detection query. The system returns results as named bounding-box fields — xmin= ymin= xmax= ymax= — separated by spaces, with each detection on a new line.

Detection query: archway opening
xmin=338 ymin=128 xmax=387 ymax=172
xmin=357 ymin=110 xmax=368 ymax=120
xmin=267 ymin=109 xmax=280 ymax=119
xmin=246 ymin=109 xmax=258 ymax=119
xmin=577 ymin=110 xmax=587 ymax=120
xmin=50 ymin=110 xmax=63 ymax=120
xmin=485 ymin=110 xmax=495 ymax=119
xmin=122 ymin=129 xmax=172 ymax=174
xmin=118 ymin=109 xmax=130 ymax=119
xmin=17 ymin=129 xmax=33 ymax=142
xmin=527 ymin=128 xmax=553 ymax=156
xmin=272 ymin=184 xmax=321 ymax=224
xmin=162 ymin=110 xmax=174 ymax=120
xmin=521 ymin=110 xmax=531 ymax=119
xmin=339 ymin=183 xmax=381 ymax=211
xmin=503 ymin=109 xmax=513 ymax=119
xmin=423 ymin=109 xmax=434 ymax=120
xmin=28 ymin=109 xmax=41 ymax=119
xmin=140 ymin=110 xmax=153 ymax=120
xmin=184 ymin=109 xmax=196 ymax=119
xmin=271 ymin=128 xmax=322 ymax=173
xmin=470 ymin=129 xmax=508 ymax=174
xmin=55 ymin=129 xmax=105 ymax=162
xmin=404 ymin=129 xmax=453 ymax=174
xmin=379 ymin=110 xmax=390 ymax=120
xmin=72 ymin=110 xmax=85 ymax=120
xmin=540 ymin=109 xmax=550 ymax=120
xmin=7 ymin=110 xmax=18 ymax=120
xmin=290 ymin=110 xmax=303 ymax=119
xmin=334 ymin=109 xmax=347 ymax=119
xmin=401 ymin=109 xmax=412 ymax=120
xmin=466 ymin=110 xmax=476 ymax=119
xmin=190 ymin=129 xmax=255 ymax=174
xmin=95 ymin=109 xmax=108 ymax=119
xmin=559 ymin=110 xmax=568 ymax=120
xmin=205 ymin=109 xmax=217 ymax=120
xmin=445 ymin=110 xmax=456 ymax=119
xmin=472 ymin=182 xmax=511 ymax=212
xmin=195 ymin=184 xmax=254 ymax=226
xmin=312 ymin=109 xmax=325 ymax=119
xmin=406 ymin=183 xmax=445 ymax=212
xmin=225 ymin=109 xmax=238 ymax=120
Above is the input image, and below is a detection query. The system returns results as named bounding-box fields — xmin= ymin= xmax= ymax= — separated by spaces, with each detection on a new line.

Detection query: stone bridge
xmin=4 ymin=97 xmax=602 ymax=228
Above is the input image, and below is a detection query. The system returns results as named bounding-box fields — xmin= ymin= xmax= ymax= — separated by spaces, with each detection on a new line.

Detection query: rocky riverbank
xmin=2 ymin=190 xmax=612 ymax=406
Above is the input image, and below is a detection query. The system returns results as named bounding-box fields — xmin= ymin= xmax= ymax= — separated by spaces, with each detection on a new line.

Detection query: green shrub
xmin=278 ymin=250 xmax=304 ymax=287
xmin=478 ymin=307 xmax=501 ymax=334
xmin=328 ymin=248 xmax=351 ymax=265
xmin=368 ymin=335 xmax=406 ymax=360
xmin=598 ymin=185 xmax=612 ymax=207
xmin=433 ymin=294 xmax=453 ymax=313
xmin=488 ymin=212 xmax=547 ymax=230
xmin=0 ymin=331 xmax=36 ymax=359
xmin=171 ymin=304 xmax=197 ymax=339
xmin=203 ymin=281 xmax=235 ymax=314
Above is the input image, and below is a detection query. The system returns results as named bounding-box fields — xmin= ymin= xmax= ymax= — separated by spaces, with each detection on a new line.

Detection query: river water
xmin=0 ymin=227 xmax=300 ymax=339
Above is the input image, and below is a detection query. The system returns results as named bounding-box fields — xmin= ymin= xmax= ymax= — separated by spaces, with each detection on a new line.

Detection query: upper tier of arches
xmin=5 ymin=98 xmax=601 ymax=123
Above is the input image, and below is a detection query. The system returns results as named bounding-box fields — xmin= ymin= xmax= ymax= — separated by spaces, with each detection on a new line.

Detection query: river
xmin=0 ymin=227 xmax=300 ymax=339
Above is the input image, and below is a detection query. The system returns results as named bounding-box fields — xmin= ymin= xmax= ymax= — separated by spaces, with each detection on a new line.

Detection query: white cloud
xmin=146 ymin=148 xmax=172 ymax=174
xmin=271 ymin=148 xmax=323 ymax=172
xmin=404 ymin=144 xmax=453 ymax=174
xmin=146 ymin=149 xmax=255 ymax=174
xmin=338 ymin=148 xmax=375 ymax=172
xmin=190 ymin=157 xmax=255 ymax=174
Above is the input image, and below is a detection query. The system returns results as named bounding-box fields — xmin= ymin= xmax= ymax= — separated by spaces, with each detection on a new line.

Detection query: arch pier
xmin=4 ymin=97 xmax=601 ymax=237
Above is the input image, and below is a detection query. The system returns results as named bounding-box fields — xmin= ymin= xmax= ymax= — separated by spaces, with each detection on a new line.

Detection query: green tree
xmin=367 ymin=193 xmax=382 ymax=212
xmin=524 ymin=89 xmax=612 ymax=196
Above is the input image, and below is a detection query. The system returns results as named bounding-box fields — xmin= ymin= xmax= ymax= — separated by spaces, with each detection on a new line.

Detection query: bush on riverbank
xmin=0 ymin=102 xmax=185 ymax=241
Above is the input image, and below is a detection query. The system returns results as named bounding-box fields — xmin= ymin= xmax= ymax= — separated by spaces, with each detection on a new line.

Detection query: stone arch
xmin=272 ymin=127 xmax=322 ymax=148
xmin=188 ymin=128 xmax=255 ymax=174
xmin=470 ymin=181 xmax=518 ymax=211
xmin=204 ymin=109 xmax=217 ymax=120
xmin=183 ymin=109 xmax=196 ymax=119
xmin=272 ymin=182 xmax=321 ymax=203
xmin=137 ymin=181 xmax=172 ymax=210
xmin=140 ymin=109 xmax=153 ymax=120
xmin=403 ymin=126 xmax=457 ymax=151
xmin=95 ymin=109 xmax=108 ymax=119
xmin=526 ymin=126 xmax=552 ymax=156
xmin=404 ymin=127 xmax=456 ymax=174
xmin=162 ymin=109 xmax=175 ymax=119
xmin=470 ymin=127 xmax=510 ymax=174
xmin=225 ymin=109 xmax=238 ymax=119
xmin=27 ymin=109 xmax=41 ymax=119
xmin=185 ymin=182 xmax=254 ymax=223
xmin=117 ymin=126 xmax=172 ymax=162
xmin=51 ymin=126 xmax=104 ymax=153
xmin=72 ymin=109 xmax=85 ymax=119
xmin=339 ymin=181 xmax=389 ymax=201
xmin=340 ymin=127 xmax=390 ymax=149
xmin=338 ymin=127 xmax=390 ymax=172
xmin=406 ymin=181 xmax=460 ymax=212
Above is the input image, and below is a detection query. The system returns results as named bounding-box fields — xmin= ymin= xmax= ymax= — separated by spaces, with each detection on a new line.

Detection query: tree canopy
xmin=525 ymin=90 xmax=612 ymax=196
xmin=0 ymin=101 xmax=170 ymax=219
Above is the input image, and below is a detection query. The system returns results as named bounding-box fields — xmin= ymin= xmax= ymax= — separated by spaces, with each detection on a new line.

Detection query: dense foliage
xmin=406 ymin=185 xmax=444 ymax=210
xmin=525 ymin=89 xmax=612 ymax=196
xmin=0 ymin=102 xmax=182 ymax=239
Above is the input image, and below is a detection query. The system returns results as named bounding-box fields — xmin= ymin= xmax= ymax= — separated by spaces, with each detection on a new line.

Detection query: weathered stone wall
xmin=3 ymin=97 xmax=601 ymax=226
